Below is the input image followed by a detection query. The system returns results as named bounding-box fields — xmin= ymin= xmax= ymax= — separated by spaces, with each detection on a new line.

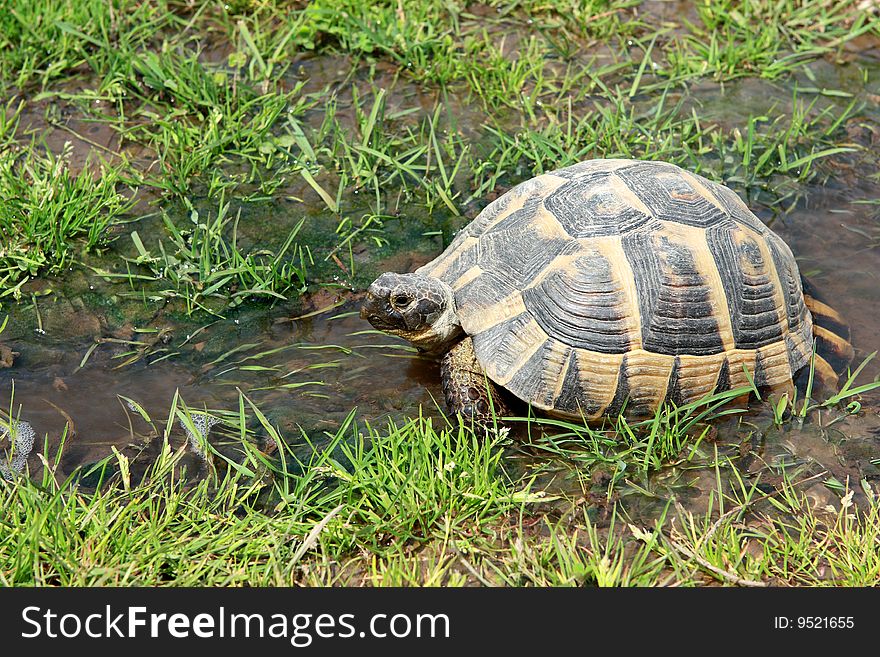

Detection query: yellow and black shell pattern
xmin=417 ymin=159 xmax=814 ymax=420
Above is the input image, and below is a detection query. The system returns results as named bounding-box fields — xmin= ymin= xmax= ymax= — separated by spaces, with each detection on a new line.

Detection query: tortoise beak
xmin=360 ymin=291 xmax=393 ymax=329
xmin=358 ymin=299 xmax=372 ymax=321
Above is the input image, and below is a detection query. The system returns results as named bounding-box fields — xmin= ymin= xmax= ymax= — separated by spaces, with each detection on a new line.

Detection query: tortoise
xmin=360 ymin=159 xmax=854 ymax=423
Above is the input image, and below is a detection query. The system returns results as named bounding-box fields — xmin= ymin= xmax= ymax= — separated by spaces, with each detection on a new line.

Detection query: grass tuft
xmin=0 ymin=142 xmax=134 ymax=299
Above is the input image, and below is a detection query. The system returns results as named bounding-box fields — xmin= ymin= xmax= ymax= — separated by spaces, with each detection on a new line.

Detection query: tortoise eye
xmin=393 ymin=294 xmax=411 ymax=307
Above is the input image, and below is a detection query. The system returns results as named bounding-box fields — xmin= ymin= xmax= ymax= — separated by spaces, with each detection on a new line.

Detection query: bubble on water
xmin=0 ymin=419 xmax=36 ymax=480
xmin=179 ymin=413 xmax=220 ymax=461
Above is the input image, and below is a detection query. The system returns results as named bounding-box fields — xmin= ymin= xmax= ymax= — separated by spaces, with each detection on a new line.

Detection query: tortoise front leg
xmin=440 ymin=337 xmax=509 ymax=425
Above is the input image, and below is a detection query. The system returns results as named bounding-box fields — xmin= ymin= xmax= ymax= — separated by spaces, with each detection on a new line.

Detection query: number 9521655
xmin=797 ymin=617 xmax=854 ymax=629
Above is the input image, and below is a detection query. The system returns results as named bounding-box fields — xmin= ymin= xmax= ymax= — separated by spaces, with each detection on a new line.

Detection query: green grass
xmin=512 ymin=383 xmax=760 ymax=494
xmin=109 ymin=195 xmax=310 ymax=315
xmin=0 ymin=393 xmax=522 ymax=585
xmin=473 ymin=83 xmax=859 ymax=199
xmin=0 ymin=0 xmax=148 ymax=88
xmin=3 ymin=387 xmax=880 ymax=586
xmin=663 ymin=0 xmax=873 ymax=82
xmin=107 ymin=47 xmax=314 ymax=199
xmin=0 ymin=138 xmax=134 ymax=299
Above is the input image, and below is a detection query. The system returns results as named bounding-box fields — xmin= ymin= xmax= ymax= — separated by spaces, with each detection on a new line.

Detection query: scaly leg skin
xmin=440 ymin=337 xmax=509 ymax=427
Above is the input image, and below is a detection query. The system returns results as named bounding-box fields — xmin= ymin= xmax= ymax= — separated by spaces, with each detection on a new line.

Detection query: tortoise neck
xmin=413 ymin=294 xmax=463 ymax=357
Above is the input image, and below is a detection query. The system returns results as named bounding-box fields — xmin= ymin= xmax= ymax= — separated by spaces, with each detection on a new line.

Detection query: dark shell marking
xmin=522 ymin=251 xmax=633 ymax=353
xmin=705 ymin=221 xmax=787 ymax=350
xmin=543 ymin=171 xmax=652 ymax=238
xmin=422 ymin=159 xmax=816 ymax=419
xmin=622 ymin=227 xmax=727 ymax=356
xmin=615 ymin=162 xmax=729 ymax=229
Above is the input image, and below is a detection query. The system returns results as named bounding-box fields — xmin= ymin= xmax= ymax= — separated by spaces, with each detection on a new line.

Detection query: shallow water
xmin=0 ymin=303 xmax=445 ymax=480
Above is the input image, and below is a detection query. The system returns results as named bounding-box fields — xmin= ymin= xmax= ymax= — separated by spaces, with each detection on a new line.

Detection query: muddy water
xmin=0 ymin=303 xmax=445 ymax=479
xmin=2 ymin=53 xmax=880 ymax=519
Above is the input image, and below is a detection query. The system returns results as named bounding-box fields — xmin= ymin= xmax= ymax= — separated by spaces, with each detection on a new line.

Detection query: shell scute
xmin=521 ymin=250 xmax=637 ymax=354
xmin=543 ymin=171 xmax=652 ymax=238
xmin=615 ymin=162 xmax=729 ymax=228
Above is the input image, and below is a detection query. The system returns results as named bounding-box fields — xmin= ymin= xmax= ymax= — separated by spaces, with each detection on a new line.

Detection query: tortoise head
xmin=360 ymin=272 xmax=462 ymax=356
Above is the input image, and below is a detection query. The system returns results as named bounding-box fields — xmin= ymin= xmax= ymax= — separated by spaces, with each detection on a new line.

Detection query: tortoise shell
xmin=418 ymin=159 xmax=814 ymax=420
